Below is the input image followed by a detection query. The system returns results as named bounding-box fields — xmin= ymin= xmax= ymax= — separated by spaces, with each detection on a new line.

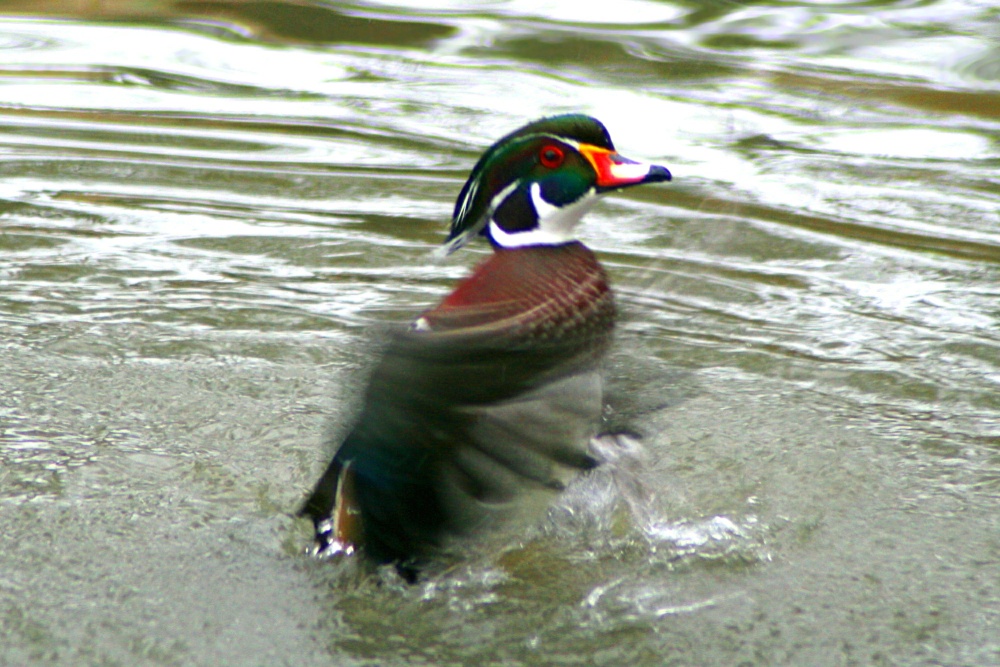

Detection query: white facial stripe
xmin=490 ymin=181 xmax=520 ymax=211
xmin=531 ymin=182 xmax=558 ymax=219
xmin=553 ymin=135 xmax=580 ymax=149
xmin=531 ymin=182 xmax=598 ymax=237
xmin=488 ymin=219 xmax=568 ymax=247
xmin=488 ymin=182 xmax=598 ymax=249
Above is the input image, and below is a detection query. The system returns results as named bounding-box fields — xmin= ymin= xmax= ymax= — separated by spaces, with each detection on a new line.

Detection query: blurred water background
xmin=1 ymin=1 xmax=998 ymax=665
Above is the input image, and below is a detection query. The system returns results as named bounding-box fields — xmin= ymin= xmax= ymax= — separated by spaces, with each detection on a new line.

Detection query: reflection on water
xmin=1 ymin=0 xmax=998 ymax=665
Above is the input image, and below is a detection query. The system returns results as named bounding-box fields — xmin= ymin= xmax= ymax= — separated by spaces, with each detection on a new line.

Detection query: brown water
xmin=1 ymin=1 xmax=998 ymax=665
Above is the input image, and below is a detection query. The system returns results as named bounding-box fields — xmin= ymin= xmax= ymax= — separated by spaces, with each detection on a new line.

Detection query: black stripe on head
xmin=491 ymin=184 xmax=535 ymax=233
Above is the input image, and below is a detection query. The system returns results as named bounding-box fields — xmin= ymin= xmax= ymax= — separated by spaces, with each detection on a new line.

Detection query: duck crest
xmin=299 ymin=115 xmax=670 ymax=575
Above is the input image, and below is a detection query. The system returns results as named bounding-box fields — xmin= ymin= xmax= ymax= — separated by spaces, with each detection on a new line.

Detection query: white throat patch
xmin=488 ymin=182 xmax=598 ymax=248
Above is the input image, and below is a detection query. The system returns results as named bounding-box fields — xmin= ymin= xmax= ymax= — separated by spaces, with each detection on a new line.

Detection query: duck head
xmin=442 ymin=114 xmax=672 ymax=254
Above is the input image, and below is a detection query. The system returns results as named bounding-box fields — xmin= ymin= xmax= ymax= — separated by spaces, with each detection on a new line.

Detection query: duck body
xmin=300 ymin=114 xmax=670 ymax=572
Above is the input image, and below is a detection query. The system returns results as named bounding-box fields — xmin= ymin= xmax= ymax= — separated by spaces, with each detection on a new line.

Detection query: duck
xmin=299 ymin=114 xmax=671 ymax=575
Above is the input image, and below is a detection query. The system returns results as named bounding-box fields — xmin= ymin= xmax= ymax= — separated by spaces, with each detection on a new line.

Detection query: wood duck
xmin=299 ymin=114 xmax=671 ymax=573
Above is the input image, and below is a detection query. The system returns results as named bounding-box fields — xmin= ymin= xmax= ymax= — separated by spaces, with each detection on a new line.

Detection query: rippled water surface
xmin=1 ymin=1 xmax=998 ymax=665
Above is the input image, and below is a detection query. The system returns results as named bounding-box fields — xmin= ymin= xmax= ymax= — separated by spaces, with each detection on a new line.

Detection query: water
xmin=1 ymin=1 xmax=998 ymax=665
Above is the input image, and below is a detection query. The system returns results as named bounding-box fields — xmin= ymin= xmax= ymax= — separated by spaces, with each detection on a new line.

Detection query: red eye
xmin=539 ymin=144 xmax=564 ymax=168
